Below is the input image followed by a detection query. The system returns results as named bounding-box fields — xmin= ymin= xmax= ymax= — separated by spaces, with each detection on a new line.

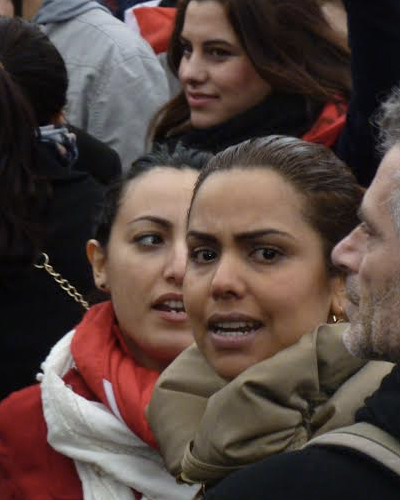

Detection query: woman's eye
xmin=208 ymin=47 xmax=231 ymax=58
xmin=251 ymin=247 xmax=282 ymax=263
xmin=135 ymin=234 xmax=163 ymax=247
xmin=181 ymin=43 xmax=192 ymax=57
xmin=190 ymin=248 xmax=217 ymax=264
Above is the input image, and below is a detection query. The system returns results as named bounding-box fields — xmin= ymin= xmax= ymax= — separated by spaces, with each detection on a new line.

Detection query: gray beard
xmin=344 ymin=276 xmax=400 ymax=362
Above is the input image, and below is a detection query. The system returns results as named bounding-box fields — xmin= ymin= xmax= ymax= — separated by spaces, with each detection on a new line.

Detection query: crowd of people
xmin=1 ymin=0 xmax=400 ymax=499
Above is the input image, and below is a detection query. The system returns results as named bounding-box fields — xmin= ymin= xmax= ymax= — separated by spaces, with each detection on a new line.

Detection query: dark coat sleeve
xmin=69 ymin=125 xmax=122 ymax=185
xmin=204 ymin=446 xmax=400 ymax=500
xmin=336 ymin=0 xmax=400 ymax=186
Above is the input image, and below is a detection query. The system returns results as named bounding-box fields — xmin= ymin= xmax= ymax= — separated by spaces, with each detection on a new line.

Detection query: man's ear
xmin=330 ymin=274 xmax=347 ymax=321
xmin=86 ymin=239 xmax=109 ymax=292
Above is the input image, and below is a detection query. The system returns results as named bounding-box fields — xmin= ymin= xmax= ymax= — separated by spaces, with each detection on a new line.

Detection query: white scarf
xmin=39 ymin=330 xmax=199 ymax=500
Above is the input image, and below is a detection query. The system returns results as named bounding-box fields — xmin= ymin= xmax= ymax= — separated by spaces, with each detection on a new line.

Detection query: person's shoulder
xmin=0 ymin=385 xmax=44 ymax=439
xmin=75 ymin=8 xmax=158 ymax=61
xmin=0 ymin=384 xmax=83 ymax=499
xmin=205 ymin=446 xmax=400 ymax=500
xmin=0 ymin=385 xmax=48 ymax=469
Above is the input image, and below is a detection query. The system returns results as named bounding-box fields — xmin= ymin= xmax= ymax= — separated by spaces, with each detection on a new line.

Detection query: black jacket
xmin=205 ymin=364 xmax=400 ymax=500
xmin=334 ymin=0 xmax=400 ymax=186
xmin=0 ymin=141 xmax=105 ymax=400
xmin=70 ymin=125 xmax=122 ymax=185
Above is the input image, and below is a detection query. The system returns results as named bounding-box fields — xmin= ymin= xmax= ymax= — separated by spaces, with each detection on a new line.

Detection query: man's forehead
xmin=377 ymin=144 xmax=400 ymax=185
xmin=365 ymin=145 xmax=400 ymax=210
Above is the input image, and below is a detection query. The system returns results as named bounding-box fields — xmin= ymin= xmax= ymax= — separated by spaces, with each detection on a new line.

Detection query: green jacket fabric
xmin=147 ymin=323 xmax=393 ymax=486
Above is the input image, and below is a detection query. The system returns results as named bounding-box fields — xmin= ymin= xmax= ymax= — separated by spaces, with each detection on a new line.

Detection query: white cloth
xmin=39 ymin=331 xmax=199 ymax=500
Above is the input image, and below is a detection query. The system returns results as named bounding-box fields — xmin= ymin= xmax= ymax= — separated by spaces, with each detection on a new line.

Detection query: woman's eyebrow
xmin=235 ymin=229 xmax=295 ymax=242
xmin=186 ymin=229 xmax=295 ymax=243
xmin=128 ymin=215 xmax=172 ymax=228
xmin=180 ymin=34 xmax=235 ymax=48
xmin=186 ymin=230 xmax=218 ymax=244
xmin=203 ymin=39 xmax=235 ymax=47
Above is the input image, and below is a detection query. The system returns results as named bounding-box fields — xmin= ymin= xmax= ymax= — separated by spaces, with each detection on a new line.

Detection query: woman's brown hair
xmin=189 ymin=135 xmax=363 ymax=275
xmin=151 ymin=0 xmax=351 ymax=142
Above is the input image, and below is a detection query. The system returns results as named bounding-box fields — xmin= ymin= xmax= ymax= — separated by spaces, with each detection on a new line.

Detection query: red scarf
xmin=302 ymin=99 xmax=347 ymax=147
xmin=129 ymin=6 xmax=176 ymax=54
xmin=71 ymin=301 xmax=159 ymax=448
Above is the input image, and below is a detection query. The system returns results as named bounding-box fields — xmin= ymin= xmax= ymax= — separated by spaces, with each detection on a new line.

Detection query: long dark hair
xmin=189 ymin=135 xmax=363 ymax=274
xmin=151 ymin=0 xmax=350 ymax=141
xmin=0 ymin=17 xmax=68 ymax=264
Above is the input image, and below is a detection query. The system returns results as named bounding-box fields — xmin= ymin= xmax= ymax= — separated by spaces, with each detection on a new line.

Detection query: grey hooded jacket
xmin=34 ymin=0 xmax=169 ymax=171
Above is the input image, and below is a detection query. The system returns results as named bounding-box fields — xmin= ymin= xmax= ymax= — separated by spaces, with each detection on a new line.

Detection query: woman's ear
xmin=86 ymin=239 xmax=109 ymax=292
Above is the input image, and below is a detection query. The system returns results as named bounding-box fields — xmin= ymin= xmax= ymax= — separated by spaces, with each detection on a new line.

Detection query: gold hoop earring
xmin=332 ymin=307 xmax=345 ymax=324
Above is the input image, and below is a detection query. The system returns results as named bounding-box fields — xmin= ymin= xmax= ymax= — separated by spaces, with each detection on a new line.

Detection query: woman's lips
xmin=210 ymin=329 xmax=258 ymax=349
xmin=207 ymin=313 xmax=263 ymax=349
xmin=155 ymin=309 xmax=188 ymax=323
xmin=152 ymin=294 xmax=188 ymax=323
xmin=186 ymin=92 xmax=218 ymax=108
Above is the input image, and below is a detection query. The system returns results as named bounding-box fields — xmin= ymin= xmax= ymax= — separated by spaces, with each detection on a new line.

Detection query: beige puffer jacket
xmin=147 ymin=323 xmax=393 ymax=486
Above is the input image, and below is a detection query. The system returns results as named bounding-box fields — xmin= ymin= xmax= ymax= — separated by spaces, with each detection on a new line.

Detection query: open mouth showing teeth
xmin=154 ymin=300 xmax=185 ymax=314
xmin=210 ymin=321 xmax=262 ymax=337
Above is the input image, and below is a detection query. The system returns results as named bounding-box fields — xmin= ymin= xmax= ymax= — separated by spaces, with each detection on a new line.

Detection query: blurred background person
xmin=150 ymin=0 xmax=400 ymax=186
xmin=0 ymin=17 xmax=105 ymax=400
xmin=21 ymin=0 xmax=170 ymax=171
xmin=151 ymin=0 xmax=351 ymax=155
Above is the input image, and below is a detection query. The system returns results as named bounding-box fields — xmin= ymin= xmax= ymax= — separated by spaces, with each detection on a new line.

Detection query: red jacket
xmin=0 ymin=302 xmax=154 ymax=500
xmin=0 ymin=370 xmax=94 ymax=499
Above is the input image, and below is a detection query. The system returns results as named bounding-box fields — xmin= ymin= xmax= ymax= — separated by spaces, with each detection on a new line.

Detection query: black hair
xmin=0 ymin=18 xmax=67 ymax=125
xmin=94 ymin=143 xmax=212 ymax=247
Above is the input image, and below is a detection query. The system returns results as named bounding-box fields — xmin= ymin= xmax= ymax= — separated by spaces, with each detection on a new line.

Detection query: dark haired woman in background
xmin=151 ymin=0 xmax=350 ymax=149
xmin=150 ymin=0 xmax=400 ymax=186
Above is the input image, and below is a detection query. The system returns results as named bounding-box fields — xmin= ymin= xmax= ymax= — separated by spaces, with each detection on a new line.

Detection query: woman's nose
xmin=210 ymin=254 xmax=246 ymax=301
xmin=179 ymin=51 xmax=208 ymax=85
xmin=163 ymin=242 xmax=187 ymax=286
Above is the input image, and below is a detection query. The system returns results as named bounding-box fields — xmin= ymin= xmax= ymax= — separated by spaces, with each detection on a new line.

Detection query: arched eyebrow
xmin=186 ymin=230 xmax=218 ymax=244
xmin=187 ymin=229 xmax=295 ymax=243
xmin=128 ymin=216 xmax=172 ymax=229
xmin=235 ymin=229 xmax=295 ymax=243
xmin=179 ymin=35 xmax=237 ymax=50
